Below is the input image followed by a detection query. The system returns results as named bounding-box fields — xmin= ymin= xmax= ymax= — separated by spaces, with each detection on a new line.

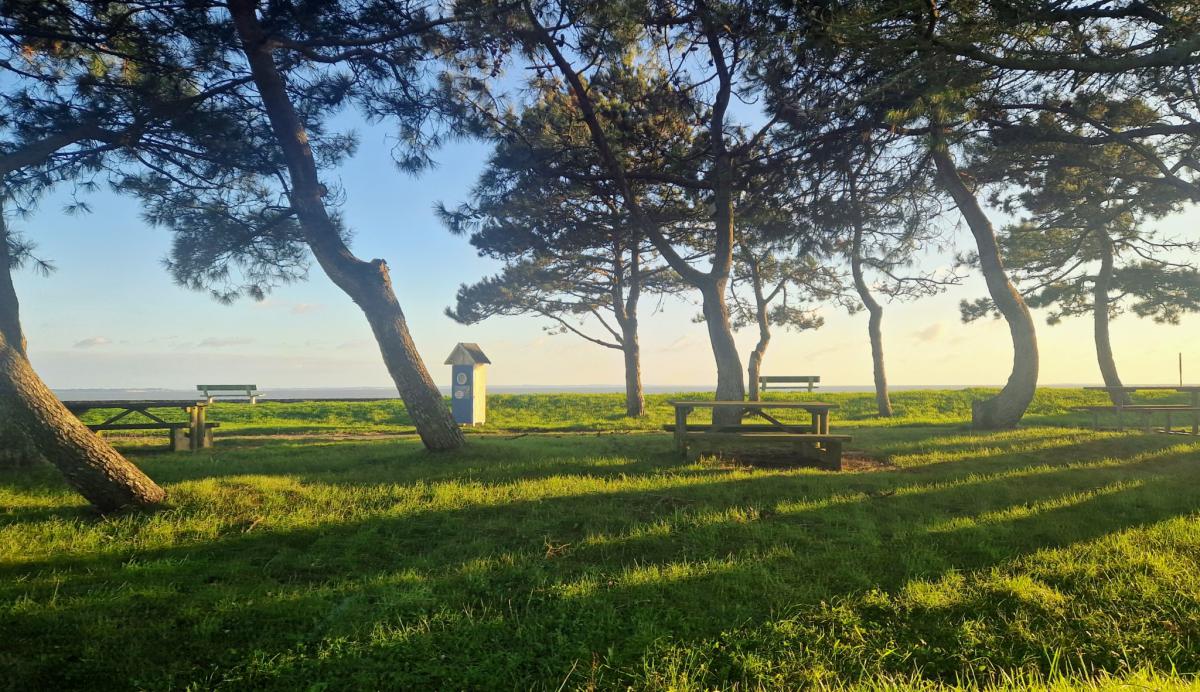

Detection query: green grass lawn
xmin=4 ymin=390 xmax=1200 ymax=689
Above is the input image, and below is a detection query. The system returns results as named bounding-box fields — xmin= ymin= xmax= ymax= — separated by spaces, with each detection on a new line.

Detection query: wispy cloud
xmin=197 ymin=337 xmax=254 ymax=348
xmin=912 ymin=323 xmax=944 ymax=342
xmin=73 ymin=336 xmax=111 ymax=349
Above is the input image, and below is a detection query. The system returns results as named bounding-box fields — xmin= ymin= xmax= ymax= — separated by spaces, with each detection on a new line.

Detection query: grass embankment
xmin=74 ymin=386 xmax=1183 ymax=436
xmin=3 ymin=389 xmax=1200 ymax=689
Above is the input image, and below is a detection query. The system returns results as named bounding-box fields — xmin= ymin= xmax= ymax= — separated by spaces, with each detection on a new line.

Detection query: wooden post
xmin=170 ymin=427 xmax=189 ymax=452
xmin=186 ymin=405 xmax=209 ymax=451
xmin=824 ymin=440 xmax=843 ymax=471
xmin=674 ymin=406 xmax=691 ymax=459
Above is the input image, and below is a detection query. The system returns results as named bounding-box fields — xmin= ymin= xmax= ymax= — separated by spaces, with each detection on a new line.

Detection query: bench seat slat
xmin=89 ymin=423 xmax=220 ymax=431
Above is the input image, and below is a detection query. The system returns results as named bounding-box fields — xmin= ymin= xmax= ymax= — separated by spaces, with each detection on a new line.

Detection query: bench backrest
xmin=758 ymin=375 xmax=820 ymax=391
xmin=197 ymin=384 xmax=258 ymax=392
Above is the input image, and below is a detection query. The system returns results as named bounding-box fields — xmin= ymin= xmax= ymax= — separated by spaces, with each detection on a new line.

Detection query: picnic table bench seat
xmin=667 ymin=400 xmax=848 ymax=470
xmin=85 ymin=421 xmax=220 ymax=451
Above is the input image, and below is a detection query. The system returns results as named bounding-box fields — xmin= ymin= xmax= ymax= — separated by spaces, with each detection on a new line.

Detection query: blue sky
xmin=12 ymin=117 xmax=1200 ymax=391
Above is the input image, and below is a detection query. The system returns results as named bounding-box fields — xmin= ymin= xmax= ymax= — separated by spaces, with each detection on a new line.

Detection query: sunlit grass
xmin=4 ymin=392 xmax=1200 ymax=689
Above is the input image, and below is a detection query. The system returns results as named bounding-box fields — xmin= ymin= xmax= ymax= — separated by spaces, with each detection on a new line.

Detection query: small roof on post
xmin=445 ymin=342 xmax=491 ymax=365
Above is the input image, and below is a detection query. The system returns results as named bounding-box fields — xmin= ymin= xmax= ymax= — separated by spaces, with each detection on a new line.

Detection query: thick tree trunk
xmin=0 ymin=206 xmax=39 ymax=469
xmin=1093 ymin=231 xmax=1131 ymax=406
xmin=849 ymin=225 xmax=893 ymax=417
xmin=701 ymin=281 xmax=746 ymax=425
xmin=0 ymin=211 xmax=163 ymax=510
xmin=231 ymin=1 xmax=463 ymax=451
xmin=613 ymin=237 xmax=645 ymax=418
xmin=620 ymin=319 xmax=644 ymax=417
xmin=931 ymin=145 xmax=1038 ymax=429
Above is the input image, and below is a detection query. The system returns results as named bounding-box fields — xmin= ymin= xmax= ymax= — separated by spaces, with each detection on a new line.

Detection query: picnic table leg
xmin=186 ymin=406 xmax=210 ymax=452
xmin=824 ymin=440 xmax=843 ymax=471
xmin=1193 ymin=392 xmax=1199 ymax=435
xmin=200 ymin=406 xmax=213 ymax=448
xmin=170 ymin=427 xmax=189 ymax=452
xmin=674 ymin=406 xmax=691 ymax=459
xmin=1142 ymin=410 xmax=1152 ymax=434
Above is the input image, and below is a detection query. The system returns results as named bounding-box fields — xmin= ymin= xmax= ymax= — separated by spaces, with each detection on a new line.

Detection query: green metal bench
xmin=197 ymin=384 xmax=260 ymax=404
xmin=758 ymin=375 xmax=820 ymax=392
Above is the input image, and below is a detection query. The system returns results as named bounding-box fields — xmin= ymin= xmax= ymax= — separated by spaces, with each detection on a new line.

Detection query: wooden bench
xmin=667 ymin=400 xmax=848 ymax=470
xmin=664 ymin=424 xmax=849 ymax=469
xmin=1072 ymin=405 xmax=1200 ymax=434
xmin=197 ymin=384 xmax=260 ymax=404
xmin=758 ymin=375 xmax=819 ymax=392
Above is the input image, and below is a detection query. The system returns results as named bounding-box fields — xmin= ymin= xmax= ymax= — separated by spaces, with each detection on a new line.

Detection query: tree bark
xmin=612 ymin=236 xmax=645 ymax=417
xmin=231 ymin=1 xmax=463 ymax=451
xmin=931 ymin=144 xmax=1038 ymax=429
xmin=0 ymin=206 xmax=40 ymax=469
xmin=1093 ymin=230 xmax=1131 ymax=406
xmin=620 ymin=318 xmax=644 ymax=417
xmin=0 ymin=209 xmax=163 ymax=509
xmin=849 ymin=220 xmax=893 ymax=417
xmin=702 ymin=280 xmax=746 ymax=425
xmin=745 ymin=257 xmax=770 ymax=402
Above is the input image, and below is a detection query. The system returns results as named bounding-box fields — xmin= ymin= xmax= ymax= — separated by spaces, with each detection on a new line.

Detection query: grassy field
xmin=4 ymin=389 xmax=1200 ymax=689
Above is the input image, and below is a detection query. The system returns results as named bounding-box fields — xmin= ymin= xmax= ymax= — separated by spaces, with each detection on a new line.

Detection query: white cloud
xmin=72 ymin=336 xmax=111 ymax=349
xmin=196 ymin=337 xmax=254 ymax=348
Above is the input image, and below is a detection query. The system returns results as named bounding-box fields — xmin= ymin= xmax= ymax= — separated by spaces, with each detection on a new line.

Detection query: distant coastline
xmin=51 ymin=383 xmax=1105 ymax=401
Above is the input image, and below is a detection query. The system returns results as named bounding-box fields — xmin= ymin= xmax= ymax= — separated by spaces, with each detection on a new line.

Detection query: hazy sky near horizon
xmin=11 ymin=118 xmax=1200 ymax=391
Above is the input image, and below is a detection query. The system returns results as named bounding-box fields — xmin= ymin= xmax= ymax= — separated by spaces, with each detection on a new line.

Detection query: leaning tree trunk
xmin=746 ymin=337 xmax=769 ymax=402
xmin=849 ymin=223 xmax=893 ymax=417
xmin=1093 ymin=230 xmax=1131 ymax=406
xmin=745 ymin=259 xmax=771 ymax=402
xmin=232 ymin=1 xmax=463 ymax=451
xmin=0 ymin=211 xmax=163 ymax=510
xmin=931 ymin=145 xmax=1038 ymax=429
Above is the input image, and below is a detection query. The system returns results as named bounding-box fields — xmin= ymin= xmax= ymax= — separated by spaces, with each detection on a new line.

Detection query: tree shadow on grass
xmin=3 ymin=433 xmax=1200 ymax=688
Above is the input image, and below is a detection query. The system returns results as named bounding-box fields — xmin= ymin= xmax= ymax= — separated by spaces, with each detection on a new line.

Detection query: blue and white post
xmin=444 ymin=342 xmax=490 ymax=426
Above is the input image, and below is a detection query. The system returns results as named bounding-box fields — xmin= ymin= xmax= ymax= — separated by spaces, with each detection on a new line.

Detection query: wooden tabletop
xmin=666 ymin=400 xmax=837 ymax=409
xmin=62 ymin=400 xmax=207 ymax=412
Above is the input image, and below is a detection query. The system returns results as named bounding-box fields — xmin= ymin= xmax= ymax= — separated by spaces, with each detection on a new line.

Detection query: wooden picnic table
xmin=665 ymin=400 xmax=848 ymax=468
xmin=63 ymin=400 xmax=215 ymax=451
xmin=1082 ymin=386 xmax=1200 ymax=434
